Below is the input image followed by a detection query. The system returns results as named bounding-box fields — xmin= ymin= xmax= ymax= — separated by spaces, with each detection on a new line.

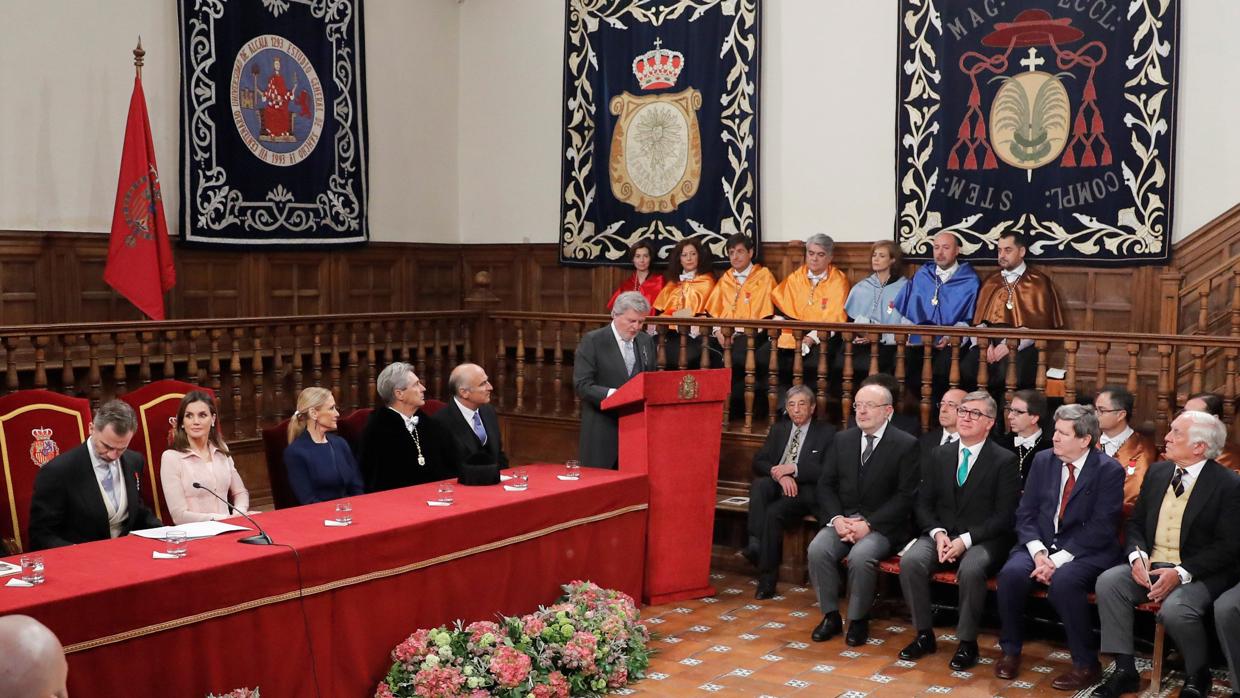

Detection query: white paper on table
xmin=0 ymin=560 xmax=21 ymax=577
xmin=426 ymin=500 xmax=452 ymax=507
xmin=5 ymin=578 xmax=33 ymax=587
xmin=130 ymin=521 xmax=252 ymax=540
xmin=556 ymin=475 xmax=581 ymax=481
xmin=503 ymin=485 xmax=528 ymax=492
xmin=151 ymin=551 xmax=180 ymax=559
xmin=323 ymin=519 xmax=350 ymax=527
xmin=718 ymin=496 xmax=749 ymax=506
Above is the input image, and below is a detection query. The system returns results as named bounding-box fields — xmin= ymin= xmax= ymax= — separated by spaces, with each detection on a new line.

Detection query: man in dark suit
xmin=572 ymin=291 xmax=656 ymax=470
xmin=745 ymin=385 xmax=835 ymax=599
xmin=28 ymin=400 xmax=164 ymax=550
xmin=994 ymin=404 xmax=1125 ymax=689
xmin=995 ymin=389 xmax=1052 ymax=481
xmin=807 ymin=383 xmax=920 ymax=646
xmin=918 ymin=387 xmax=966 ymax=454
xmin=846 ymin=373 xmax=922 ymax=438
xmin=898 ymin=391 xmax=1021 ymax=670
xmin=1092 ymin=411 xmax=1240 ymax=698
xmin=434 ymin=363 xmax=508 ymax=470
xmin=360 ymin=362 xmax=455 ymax=491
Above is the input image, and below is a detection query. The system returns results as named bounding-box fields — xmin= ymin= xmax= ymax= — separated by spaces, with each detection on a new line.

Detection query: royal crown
xmin=31 ymin=427 xmax=53 ymax=440
xmin=632 ymin=38 xmax=684 ymax=90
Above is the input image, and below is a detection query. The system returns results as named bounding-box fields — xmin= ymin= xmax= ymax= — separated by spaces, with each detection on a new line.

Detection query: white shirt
xmin=807 ymin=269 xmax=827 ymax=285
xmin=679 ymin=272 xmax=697 ymax=281
xmin=1000 ymin=262 xmax=1027 ymax=285
xmin=1099 ymin=426 xmax=1134 ymax=457
xmin=940 ymin=430 xmax=960 ymax=446
xmin=929 ymin=438 xmax=985 ymax=548
xmin=87 ymin=436 xmax=130 ymax=539
xmin=731 ymin=263 xmax=753 ymax=285
xmin=453 ymin=397 xmax=481 ymax=431
xmin=935 ymin=263 xmax=959 ymax=284
xmin=1013 ymin=429 xmax=1043 ymax=449
xmin=1127 ymin=459 xmax=1208 ymax=584
xmin=1027 ymin=450 xmax=1090 ymax=567
xmin=388 ymin=406 xmax=417 ymax=433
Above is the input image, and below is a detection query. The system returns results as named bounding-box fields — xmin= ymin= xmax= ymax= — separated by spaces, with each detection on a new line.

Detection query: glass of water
xmin=165 ymin=530 xmax=188 ymax=558
xmin=437 ymin=482 xmax=455 ymax=505
xmin=564 ymin=459 xmax=581 ymax=480
xmin=334 ymin=501 xmax=353 ymax=525
xmin=512 ymin=468 xmax=529 ymax=490
xmin=20 ymin=555 xmax=45 ymax=585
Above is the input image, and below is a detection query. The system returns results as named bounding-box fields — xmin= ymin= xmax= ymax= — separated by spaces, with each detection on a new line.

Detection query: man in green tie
xmin=896 ymin=390 xmax=1021 ymax=670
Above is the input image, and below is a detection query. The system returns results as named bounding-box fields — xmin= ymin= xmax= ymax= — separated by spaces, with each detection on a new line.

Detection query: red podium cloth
xmin=0 ymin=465 xmax=647 ymax=697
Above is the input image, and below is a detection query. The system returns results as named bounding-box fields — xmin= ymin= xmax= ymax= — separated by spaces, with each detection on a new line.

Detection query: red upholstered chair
xmin=262 ymin=419 xmax=297 ymax=510
xmin=422 ymin=398 xmax=447 ymax=416
xmin=118 ymin=380 xmax=216 ymax=525
xmin=0 ymin=390 xmax=92 ymax=554
xmin=336 ymin=407 xmax=374 ymax=457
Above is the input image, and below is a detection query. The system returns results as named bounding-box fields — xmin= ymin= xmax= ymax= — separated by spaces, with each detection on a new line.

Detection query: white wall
xmin=0 ymin=1 xmax=1234 ymax=245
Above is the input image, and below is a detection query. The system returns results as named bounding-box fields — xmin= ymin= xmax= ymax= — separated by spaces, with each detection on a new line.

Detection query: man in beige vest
xmin=1091 ymin=411 xmax=1240 ymax=698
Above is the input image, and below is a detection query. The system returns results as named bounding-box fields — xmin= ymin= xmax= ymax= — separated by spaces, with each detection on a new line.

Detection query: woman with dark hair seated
xmin=652 ymin=237 xmax=716 ymax=369
xmin=284 ymin=387 xmax=365 ymax=504
xmin=160 ymin=390 xmax=252 ymax=523
xmin=607 ymin=239 xmax=665 ymax=310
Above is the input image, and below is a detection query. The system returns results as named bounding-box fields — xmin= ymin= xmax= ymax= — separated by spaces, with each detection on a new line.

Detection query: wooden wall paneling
xmin=266 ymin=254 xmax=330 ymax=316
xmin=175 ymin=251 xmax=246 ymax=319
xmin=408 ymin=245 xmax=463 ymax=310
xmin=70 ymin=236 xmax=147 ymax=323
xmin=0 ymin=237 xmax=49 ymax=325
xmin=335 ymin=245 xmax=404 ymax=314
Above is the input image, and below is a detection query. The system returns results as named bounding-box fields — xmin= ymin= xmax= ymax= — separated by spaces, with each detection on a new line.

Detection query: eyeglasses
xmin=956 ymin=407 xmax=993 ymax=421
xmin=1094 ymin=407 xmax=1125 ymax=415
xmin=852 ymin=402 xmax=892 ymax=412
xmin=1004 ymin=407 xmax=1028 ymax=416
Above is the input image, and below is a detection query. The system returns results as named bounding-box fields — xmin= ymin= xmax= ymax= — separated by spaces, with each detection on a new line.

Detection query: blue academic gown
xmin=893 ymin=262 xmax=979 ymax=345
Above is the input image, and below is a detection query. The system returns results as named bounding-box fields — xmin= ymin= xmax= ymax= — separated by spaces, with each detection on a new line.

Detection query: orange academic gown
xmin=769 ymin=265 xmax=851 ymax=350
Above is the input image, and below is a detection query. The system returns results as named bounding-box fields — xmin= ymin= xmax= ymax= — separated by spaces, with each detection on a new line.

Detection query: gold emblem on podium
xmin=678 ymin=374 xmax=699 ymax=400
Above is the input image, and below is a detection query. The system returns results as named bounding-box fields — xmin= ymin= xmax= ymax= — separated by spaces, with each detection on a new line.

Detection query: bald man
xmin=0 ymin=615 xmax=68 ymax=698
xmin=432 ymin=362 xmax=508 ymax=470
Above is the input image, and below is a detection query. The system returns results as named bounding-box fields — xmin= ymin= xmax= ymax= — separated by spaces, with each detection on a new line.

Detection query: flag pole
xmin=133 ymin=37 xmax=144 ymax=79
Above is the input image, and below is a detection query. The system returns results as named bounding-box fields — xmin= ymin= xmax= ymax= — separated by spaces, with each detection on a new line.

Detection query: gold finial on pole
xmin=133 ymin=36 xmax=145 ymax=79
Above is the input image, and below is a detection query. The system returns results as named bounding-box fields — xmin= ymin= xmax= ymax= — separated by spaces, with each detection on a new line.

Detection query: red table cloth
xmin=0 ymin=465 xmax=648 ymax=697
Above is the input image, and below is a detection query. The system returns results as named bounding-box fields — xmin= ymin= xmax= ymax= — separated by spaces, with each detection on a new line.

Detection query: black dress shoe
xmin=845 ymin=617 xmax=869 ymax=647
xmin=1180 ymin=669 xmax=1212 ymax=698
xmin=1089 ymin=668 xmax=1139 ymax=698
xmin=898 ymin=631 xmax=937 ymax=660
xmin=811 ymin=612 xmax=842 ymax=642
xmin=754 ymin=576 xmax=777 ymax=600
xmin=948 ymin=640 xmax=979 ymax=671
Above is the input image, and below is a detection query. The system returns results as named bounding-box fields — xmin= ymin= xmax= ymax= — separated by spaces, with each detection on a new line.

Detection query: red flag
xmin=105 ymin=75 xmax=176 ymax=320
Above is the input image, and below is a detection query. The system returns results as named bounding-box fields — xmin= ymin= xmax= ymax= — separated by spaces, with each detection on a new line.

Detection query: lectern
xmin=602 ymin=368 xmax=729 ymax=604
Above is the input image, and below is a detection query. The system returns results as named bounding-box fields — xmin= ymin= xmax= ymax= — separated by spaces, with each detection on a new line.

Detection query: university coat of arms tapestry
xmin=559 ymin=0 xmax=761 ymax=267
xmin=177 ymin=0 xmax=368 ymax=248
xmin=896 ymin=1 xmax=1179 ymax=265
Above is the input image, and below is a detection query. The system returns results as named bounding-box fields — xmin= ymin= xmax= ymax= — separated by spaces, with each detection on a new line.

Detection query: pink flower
xmin=413 ymin=666 xmax=466 ymax=697
xmin=607 ymin=664 xmax=629 ymax=688
xmin=489 ymin=646 xmax=532 ymax=688
xmin=521 ymin=614 xmax=546 ymax=637
xmin=464 ymin=620 xmax=502 ymax=647
xmin=531 ymin=671 xmax=570 ymax=698
xmin=374 ymin=682 xmax=396 ymax=698
xmin=393 ymin=629 xmax=433 ymax=663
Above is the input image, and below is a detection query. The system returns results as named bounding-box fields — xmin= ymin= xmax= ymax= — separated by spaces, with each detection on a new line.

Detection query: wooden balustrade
xmin=2 ymin=308 xmax=1239 ymax=450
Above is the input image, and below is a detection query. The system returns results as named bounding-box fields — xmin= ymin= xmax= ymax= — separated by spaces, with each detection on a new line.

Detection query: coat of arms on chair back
xmin=0 ymin=390 xmax=92 ymax=554
xmin=118 ymin=380 xmax=216 ymax=526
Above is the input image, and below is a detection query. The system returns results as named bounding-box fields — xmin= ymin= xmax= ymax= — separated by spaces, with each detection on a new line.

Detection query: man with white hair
xmin=0 ymin=614 xmax=68 ymax=697
xmin=1092 ymin=411 xmax=1240 ymax=698
xmin=573 ymin=291 xmax=655 ymax=469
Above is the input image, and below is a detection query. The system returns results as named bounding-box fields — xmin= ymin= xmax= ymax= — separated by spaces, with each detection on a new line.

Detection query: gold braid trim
xmin=64 ymin=503 xmax=649 ymax=654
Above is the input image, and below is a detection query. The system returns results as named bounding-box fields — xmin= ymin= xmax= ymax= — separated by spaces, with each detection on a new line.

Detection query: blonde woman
xmin=160 ymin=391 xmax=252 ymax=523
xmin=284 ymin=387 xmax=363 ymax=504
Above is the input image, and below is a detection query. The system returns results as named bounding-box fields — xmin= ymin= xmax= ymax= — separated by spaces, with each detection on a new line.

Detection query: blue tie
xmin=472 ymin=412 xmax=487 ymax=445
xmin=101 ymin=464 xmax=120 ymax=511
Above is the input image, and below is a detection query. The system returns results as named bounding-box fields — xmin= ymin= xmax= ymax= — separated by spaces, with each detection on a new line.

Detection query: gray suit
xmin=572 ymin=323 xmax=654 ymax=469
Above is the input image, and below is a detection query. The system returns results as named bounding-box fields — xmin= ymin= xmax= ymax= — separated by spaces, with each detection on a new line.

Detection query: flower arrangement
xmin=206 ymin=689 xmax=259 ymax=698
xmin=377 ymin=581 xmax=652 ymax=697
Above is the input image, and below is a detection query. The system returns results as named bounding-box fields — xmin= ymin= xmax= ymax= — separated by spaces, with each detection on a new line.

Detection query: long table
xmin=0 ymin=465 xmax=649 ymax=697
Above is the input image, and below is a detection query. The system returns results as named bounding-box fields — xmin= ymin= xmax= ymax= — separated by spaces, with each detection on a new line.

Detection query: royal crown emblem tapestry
xmin=178 ymin=0 xmax=368 ymax=248
xmin=896 ymin=1 xmax=1178 ymax=265
xmin=560 ymin=0 xmax=761 ymax=267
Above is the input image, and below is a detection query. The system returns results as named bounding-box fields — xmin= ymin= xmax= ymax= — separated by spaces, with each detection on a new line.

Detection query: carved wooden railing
xmin=0 ymin=312 xmax=479 ymax=441
xmin=489 ymin=312 xmax=1240 ymax=442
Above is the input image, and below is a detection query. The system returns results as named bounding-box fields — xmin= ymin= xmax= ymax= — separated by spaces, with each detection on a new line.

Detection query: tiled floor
xmin=625 ymin=570 xmax=1231 ymax=697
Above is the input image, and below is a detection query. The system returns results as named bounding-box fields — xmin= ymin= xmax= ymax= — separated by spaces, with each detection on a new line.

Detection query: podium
xmin=602 ymin=368 xmax=729 ymax=605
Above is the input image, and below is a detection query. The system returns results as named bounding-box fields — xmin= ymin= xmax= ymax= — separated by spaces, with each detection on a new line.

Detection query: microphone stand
xmin=192 ymin=482 xmax=274 ymax=545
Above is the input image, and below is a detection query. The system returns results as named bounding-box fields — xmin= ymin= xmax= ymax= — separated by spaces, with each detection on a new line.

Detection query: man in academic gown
xmin=770 ymin=233 xmax=851 ymax=402
xmin=1094 ymin=385 xmax=1157 ymax=515
xmin=705 ymin=233 xmax=777 ymax=418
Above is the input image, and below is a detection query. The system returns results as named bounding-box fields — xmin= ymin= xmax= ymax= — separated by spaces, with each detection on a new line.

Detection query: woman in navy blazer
xmin=284 ymin=387 xmax=364 ymax=505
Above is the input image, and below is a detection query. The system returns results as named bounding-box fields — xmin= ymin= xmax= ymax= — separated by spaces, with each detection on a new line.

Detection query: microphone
xmin=192 ymin=482 xmax=273 ymax=545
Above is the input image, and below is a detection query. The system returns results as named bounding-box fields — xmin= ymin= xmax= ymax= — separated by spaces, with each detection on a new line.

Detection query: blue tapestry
xmin=559 ymin=0 xmax=761 ymax=267
xmin=177 ymin=0 xmax=368 ymax=248
xmin=895 ymin=1 xmax=1178 ymax=265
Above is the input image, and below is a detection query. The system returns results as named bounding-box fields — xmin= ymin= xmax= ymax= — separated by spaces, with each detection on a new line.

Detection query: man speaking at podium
xmin=573 ymin=291 xmax=656 ymax=469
